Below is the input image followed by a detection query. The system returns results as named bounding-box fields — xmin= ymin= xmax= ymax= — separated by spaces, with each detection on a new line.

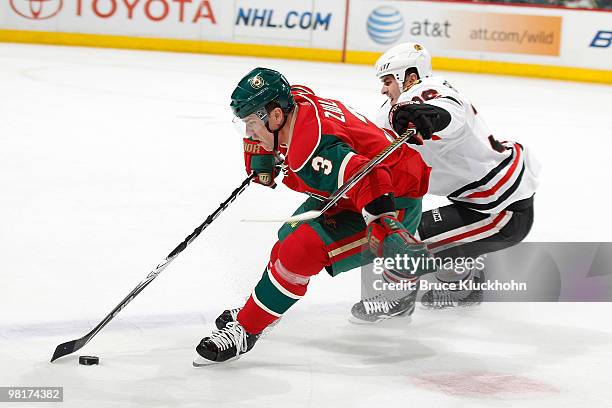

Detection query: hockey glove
xmin=367 ymin=215 xmax=434 ymax=279
xmin=389 ymin=101 xmax=451 ymax=144
xmin=363 ymin=194 xmax=434 ymax=279
xmin=243 ymin=138 xmax=279 ymax=188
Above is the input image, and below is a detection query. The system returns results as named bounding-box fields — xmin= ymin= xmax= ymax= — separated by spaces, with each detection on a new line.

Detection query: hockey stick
xmin=50 ymin=172 xmax=257 ymax=362
xmin=244 ymin=128 xmax=416 ymax=224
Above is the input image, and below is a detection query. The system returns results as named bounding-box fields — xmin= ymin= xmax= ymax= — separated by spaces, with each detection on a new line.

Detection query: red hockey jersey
xmin=281 ymin=88 xmax=430 ymax=213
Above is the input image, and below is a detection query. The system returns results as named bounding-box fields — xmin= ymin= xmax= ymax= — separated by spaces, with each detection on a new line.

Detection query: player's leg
xmin=213 ymin=205 xmax=413 ymax=327
xmin=195 ymin=221 xmax=330 ymax=364
xmin=349 ymin=196 xmax=430 ymax=323
xmin=418 ymin=196 xmax=534 ymax=308
xmin=195 ymin=198 xmax=367 ymax=364
xmin=215 ymin=197 xmax=376 ymax=329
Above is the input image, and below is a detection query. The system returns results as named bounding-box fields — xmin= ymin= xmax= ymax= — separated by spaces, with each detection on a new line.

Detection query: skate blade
xmin=348 ymin=314 xmax=412 ymax=325
xmin=192 ymin=354 xmax=241 ymax=367
xmin=419 ymin=302 xmax=482 ymax=311
xmin=419 ymin=303 xmax=457 ymax=311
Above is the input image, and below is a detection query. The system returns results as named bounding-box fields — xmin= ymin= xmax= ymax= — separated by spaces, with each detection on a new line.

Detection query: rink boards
xmin=0 ymin=0 xmax=611 ymax=83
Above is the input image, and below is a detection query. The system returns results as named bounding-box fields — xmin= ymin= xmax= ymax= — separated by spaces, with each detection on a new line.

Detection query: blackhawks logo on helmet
xmin=248 ymin=74 xmax=265 ymax=89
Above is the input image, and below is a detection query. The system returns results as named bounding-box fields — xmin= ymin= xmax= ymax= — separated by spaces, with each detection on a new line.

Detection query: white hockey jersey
xmin=375 ymin=77 xmax=540 ymax=214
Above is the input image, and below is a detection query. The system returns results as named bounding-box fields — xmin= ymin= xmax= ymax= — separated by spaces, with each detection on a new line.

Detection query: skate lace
xmin=229 ymin=308 xmax=242 ymax=321
xmin=209 ymin=322 xmax=247 ymax=354
xmin=433 ymin=289 xmax=456 ymax=307
xmin=363 ymin=294 xmax=399 ymax=315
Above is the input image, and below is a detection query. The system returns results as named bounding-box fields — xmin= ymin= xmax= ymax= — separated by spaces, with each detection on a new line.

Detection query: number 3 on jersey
xmin=311 ymin=156 xmax=332 ymax=175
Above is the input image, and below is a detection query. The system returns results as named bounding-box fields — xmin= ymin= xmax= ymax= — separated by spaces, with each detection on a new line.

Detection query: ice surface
xmin=1 ymin=43 xmax=611 ymax=407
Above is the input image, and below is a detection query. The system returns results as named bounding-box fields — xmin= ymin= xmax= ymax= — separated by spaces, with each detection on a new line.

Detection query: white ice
xmin=1 ymin=43 xmax=611 ymax=407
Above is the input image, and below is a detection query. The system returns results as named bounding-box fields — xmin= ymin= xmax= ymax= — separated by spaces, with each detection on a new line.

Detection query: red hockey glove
xmin=243 ymin=138 xmax=279 ymax=188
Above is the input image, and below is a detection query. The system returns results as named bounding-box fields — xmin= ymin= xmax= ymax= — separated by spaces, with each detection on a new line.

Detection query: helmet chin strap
xmin=265 ymin=110 xmax=289 ymax=152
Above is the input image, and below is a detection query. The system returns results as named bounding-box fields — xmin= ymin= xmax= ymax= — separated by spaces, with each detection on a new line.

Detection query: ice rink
xmin=1 ymin=43 xmax=611 ymax=407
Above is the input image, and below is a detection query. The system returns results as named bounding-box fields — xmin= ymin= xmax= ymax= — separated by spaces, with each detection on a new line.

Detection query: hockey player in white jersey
xmin=351 ymin=42 xmax=540 ymax=323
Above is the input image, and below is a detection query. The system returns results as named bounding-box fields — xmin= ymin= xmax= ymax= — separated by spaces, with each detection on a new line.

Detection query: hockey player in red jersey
xmin=193 ymin=68 xmax=432 ymax=365
xmin=348 ymin=42 xmax=540 ymax=322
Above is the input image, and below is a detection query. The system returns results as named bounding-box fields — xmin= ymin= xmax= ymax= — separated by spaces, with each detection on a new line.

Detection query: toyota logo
xmin=10 ymin=0 xmax=63 ymax=20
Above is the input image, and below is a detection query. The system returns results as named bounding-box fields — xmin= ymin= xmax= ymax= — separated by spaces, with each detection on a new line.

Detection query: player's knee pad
xmin=277 ymin=224 xmax=329 ymax=279
xmin=264 ymin=228 xmax=327 ymax=299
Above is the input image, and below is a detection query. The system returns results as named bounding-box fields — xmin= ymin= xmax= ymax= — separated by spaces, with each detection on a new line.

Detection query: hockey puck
xmin=79 ymin=356 xmax=99 ymax=366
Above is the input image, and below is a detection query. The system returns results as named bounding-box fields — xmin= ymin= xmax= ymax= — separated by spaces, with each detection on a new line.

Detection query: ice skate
xmin=349 ymin=290 xmax=417 ymax=324
xmin=193 ymin=322 xmax=259 ymax=366
xmin=421 ymin=270 xmax=485 ymax=309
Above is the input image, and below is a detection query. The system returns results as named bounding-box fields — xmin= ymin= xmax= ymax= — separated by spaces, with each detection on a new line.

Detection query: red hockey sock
xmin=237 ymin=225 xmax=328 ymax=334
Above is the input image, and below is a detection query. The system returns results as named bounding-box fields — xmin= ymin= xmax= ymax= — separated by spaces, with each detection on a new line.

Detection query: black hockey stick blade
xmin=51 ymin=336 xmax=88 ymax=362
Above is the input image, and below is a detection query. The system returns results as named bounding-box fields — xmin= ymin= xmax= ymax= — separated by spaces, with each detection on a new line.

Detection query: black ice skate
xmin=421 ymin=269 xmax=485 ymax=309
xmin=193 ymin=322 xmax=259 ymax=366
xmin=349 ymin=290 xmax=417 ymax=324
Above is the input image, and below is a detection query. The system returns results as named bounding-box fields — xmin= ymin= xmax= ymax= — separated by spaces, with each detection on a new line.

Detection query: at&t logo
xmin=367 ymin=6 xmax=404 ymax=45
xmin=10 ymin=0 xmax=63 ymax=20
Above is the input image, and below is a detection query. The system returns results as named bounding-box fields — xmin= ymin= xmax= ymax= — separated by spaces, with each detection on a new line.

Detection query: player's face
xmin=241 ymin=114 xmax=275 ymax=151
xmin=402 ymin=72 xmax=420 ymax=91
xmin=380 ymin=75 xmax=401 ymax=105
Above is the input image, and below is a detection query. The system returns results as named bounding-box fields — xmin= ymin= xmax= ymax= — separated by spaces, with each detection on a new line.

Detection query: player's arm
xmin=294 ymin=134 xmax=395 ymax=210
xmin=335 ymin=146 xmax=433 ymax=279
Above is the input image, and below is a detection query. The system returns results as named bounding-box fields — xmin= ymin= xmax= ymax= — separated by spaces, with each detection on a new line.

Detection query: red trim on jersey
xmin=465 ymin=143 xmax=522 ymax=199
xmin=427 ymin=211 xmax=508 ymax=250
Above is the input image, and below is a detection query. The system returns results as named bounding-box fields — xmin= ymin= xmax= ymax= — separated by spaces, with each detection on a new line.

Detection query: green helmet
xmin=230 ymin=67 xmax=294 ymax=122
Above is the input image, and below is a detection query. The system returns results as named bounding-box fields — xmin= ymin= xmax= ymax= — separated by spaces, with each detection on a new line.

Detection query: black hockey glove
xmin=389 ymin=101 xmax=451 ymax=144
